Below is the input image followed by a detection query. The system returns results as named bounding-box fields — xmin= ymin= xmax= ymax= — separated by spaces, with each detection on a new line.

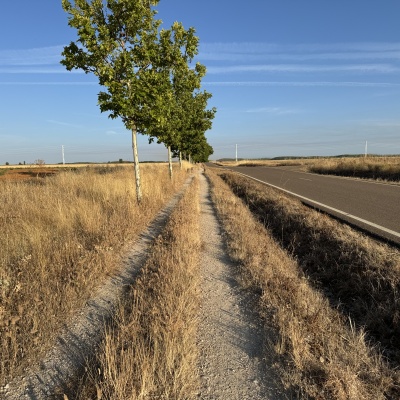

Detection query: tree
xmin=61 ymin=0 xmax=175 ymax=203
xmin=147 ymin=22 xmax=203 ymax=179
xmin=173 ymin=88 xmax=216 ymax=163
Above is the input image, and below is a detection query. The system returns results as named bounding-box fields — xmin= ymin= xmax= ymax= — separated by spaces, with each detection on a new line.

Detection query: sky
xmin=1 ymin=1 xmax=400 ymax=164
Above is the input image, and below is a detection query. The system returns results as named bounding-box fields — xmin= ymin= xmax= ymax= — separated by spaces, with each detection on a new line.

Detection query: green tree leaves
xmin=61 ymin=0 xmax=216 ymax=200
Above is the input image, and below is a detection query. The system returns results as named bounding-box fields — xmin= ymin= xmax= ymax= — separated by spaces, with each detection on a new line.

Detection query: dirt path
xmin=197 ymin=171 xmax=288 ymax=399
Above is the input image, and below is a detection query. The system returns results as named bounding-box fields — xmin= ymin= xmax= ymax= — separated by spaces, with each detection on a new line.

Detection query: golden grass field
xmin=0 ymin=163 xmax=189 ymax=386
xmin=2 ymin=159 xmax=400 ymax=399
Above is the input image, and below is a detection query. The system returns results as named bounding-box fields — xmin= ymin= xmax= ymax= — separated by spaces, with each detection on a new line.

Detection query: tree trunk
xmin=131 ymin=127 xmax=142 ymax=203
xmin=168 ymin=145 xmax=173 ymax=180
xmin=179 ymin=151 xmax=182 ymax=170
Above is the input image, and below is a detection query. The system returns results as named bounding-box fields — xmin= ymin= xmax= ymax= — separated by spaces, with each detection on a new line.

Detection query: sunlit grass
xmin=0 ymin=163 xmax=189 ymax=385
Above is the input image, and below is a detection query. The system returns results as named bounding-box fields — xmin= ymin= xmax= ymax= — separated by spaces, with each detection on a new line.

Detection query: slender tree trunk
xmin=179 ymin=151 xmax=182 ymax=170
xmin=168 ymin=145 xmax=173 ymax=180
xmin=131 ymin=126 xmax=142 ymax=203
xmin=189 ymin=154 xmax=192 ymax=164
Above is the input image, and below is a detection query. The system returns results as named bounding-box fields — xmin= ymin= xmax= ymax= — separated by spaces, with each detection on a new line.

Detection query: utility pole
xmin=365 ymin=141 xmax=368 ymax=158
xmin=235 ymin=144 xmax=238 ymax=163
xmin=62 ymin=145 xmax=65 ymax=165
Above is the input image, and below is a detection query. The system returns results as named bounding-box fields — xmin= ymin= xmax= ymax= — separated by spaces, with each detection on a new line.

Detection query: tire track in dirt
xmin=197 ymin=171 xmax=288 ymax=399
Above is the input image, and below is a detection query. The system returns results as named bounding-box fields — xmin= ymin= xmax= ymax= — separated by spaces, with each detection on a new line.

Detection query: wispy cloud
xmin=0 ymin=81 xmax=96 ymax=85
xmin=199 ymin=42 xmax=400 ymax=62
xmin=207 ymin=64 xmax=399 ymax=74
xmin=203 ymin=81 xmax=400 ymax=87
xmin=0 ymin=45 xmax=82 ymax=74
xmin=46 ymin=119 xmax=83 ymax=129
xmin=0 ymin=45 xmax=64 ymax=66
xmin=200 ymin=42 xmax=400 ymax=85
xmin=0 ymin=67 xmax=81 ymax=74
xmin=105 ymin=130 xmax=126 ymax=135
xmin=245 ymin=107 xmax=301 ymax=115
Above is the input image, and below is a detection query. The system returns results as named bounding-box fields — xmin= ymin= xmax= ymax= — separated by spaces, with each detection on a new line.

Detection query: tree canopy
xmin=61 ymin=0 xmax=216 ymax=200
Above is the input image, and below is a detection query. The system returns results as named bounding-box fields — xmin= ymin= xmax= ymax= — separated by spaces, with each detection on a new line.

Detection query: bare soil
xmin=197 ymin=171 xmax=289 ymax=399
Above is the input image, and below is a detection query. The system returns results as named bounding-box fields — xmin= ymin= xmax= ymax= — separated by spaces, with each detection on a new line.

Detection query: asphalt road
xmin=208 ymin=164 xmax=400 ymax=246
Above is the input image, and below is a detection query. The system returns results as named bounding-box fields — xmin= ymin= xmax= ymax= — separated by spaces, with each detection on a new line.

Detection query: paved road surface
xmin=207 ymin=164 xmax=400 ymax=246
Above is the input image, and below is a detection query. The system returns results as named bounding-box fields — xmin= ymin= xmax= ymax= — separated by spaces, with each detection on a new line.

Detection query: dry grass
xmin=308 ymin=156 xmax=400 ymax=181
xmin=214 ymin=158 xmax=314 ymax=169
xmin=74 ymin=178 xmax=201 ymax=400
xmin=214 ymin=156 xmax=400 ymax=181
xmin=0 ymin=163 xmax=190 ymax=386
xmin=206 ymin=167 xmax=399 ymax=399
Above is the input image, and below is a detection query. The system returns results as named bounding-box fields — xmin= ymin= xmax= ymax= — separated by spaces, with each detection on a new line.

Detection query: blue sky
xmin=1 ymin=1 xmax=400 ymax=164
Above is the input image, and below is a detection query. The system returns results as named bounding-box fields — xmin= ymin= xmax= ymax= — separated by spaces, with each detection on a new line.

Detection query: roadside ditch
xmin=218 ymin=171 xmax=400 ymax=366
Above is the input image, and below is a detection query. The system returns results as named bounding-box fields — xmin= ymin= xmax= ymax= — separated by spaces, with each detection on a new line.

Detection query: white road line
xmin=236 ymin=172 xmax=400 ymax=240
xmin=299 ymin=178 xmax=312 ymax=181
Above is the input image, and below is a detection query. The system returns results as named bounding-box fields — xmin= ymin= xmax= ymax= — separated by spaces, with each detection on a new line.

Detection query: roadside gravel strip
xmin=3 ymin=176 xmax=194 ymax=400
xmin=197 ymin=171 xmax=288 ymax=400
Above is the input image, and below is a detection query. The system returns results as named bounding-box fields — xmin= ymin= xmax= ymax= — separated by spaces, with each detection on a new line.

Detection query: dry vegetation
xmin=206 ymin=167 xmax=400 ymax=399
xmin=3 ymin=160 xmax=400 ymax=398
xmin=215 ymin=156 xmax=400 ymax=182
xmin=214 ymin=158 xmax=313 ymax=169
xmin=308 ymin=156 xmax=400 ymax=181
xmin=0 ymin=163 xmax=189 ymax=386
xmin=74 ymin=178 xmax=201 ymax=399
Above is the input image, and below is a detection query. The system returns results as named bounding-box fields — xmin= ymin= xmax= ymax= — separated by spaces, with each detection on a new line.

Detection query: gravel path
xmin=197 ymin=170 xmax=289 ymax=400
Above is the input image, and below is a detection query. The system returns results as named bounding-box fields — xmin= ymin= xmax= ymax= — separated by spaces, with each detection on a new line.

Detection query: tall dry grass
xmin=218 ymin=171 xmax=400 ymax=363
xmin=308 ymin=156 xmax=400 ymax=181
xmin=74 ymin=178 xmax=200 ymax=400
xmin=214 ymin=158 xmax=313 ymax=168
xmin=0 ymin=163 xmax=189 ymax=386
xmin=215 ymin=156 xmax=400 ymax=181
xmin=206 ymin=167 xmax=398 ymax=399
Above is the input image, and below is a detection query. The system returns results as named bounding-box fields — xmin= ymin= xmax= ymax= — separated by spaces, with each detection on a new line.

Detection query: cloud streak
xmin=199 ymin=42 xmax=400 ymax=61
xmin=46 ymin=119 xmax=83 ymax=129
xmin=207 ymin=64 xmax=399 ymax=74
xmin=245 ymin=107 xmax=301 ymax=115
xmin=0 ymin=67 xmax=81 ymax=74
xmin=0 ymin=46 xmax=64 ymax=66
xmin=0 ymin=81 xmax=96 ymax=85
xmin=203 ymin=81 xmax=400 ymax=88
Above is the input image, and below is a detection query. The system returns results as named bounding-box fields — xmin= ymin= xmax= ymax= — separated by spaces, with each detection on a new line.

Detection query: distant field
xmin=308 ymin=156 xmax=400 ymax=181
xmin=0 ymin=163 xmax=107 ymax=169
xmin=0 ymin=163 xmax=169 ymax=182
xmin=215 ymin=156 xmax=400 ymax=181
